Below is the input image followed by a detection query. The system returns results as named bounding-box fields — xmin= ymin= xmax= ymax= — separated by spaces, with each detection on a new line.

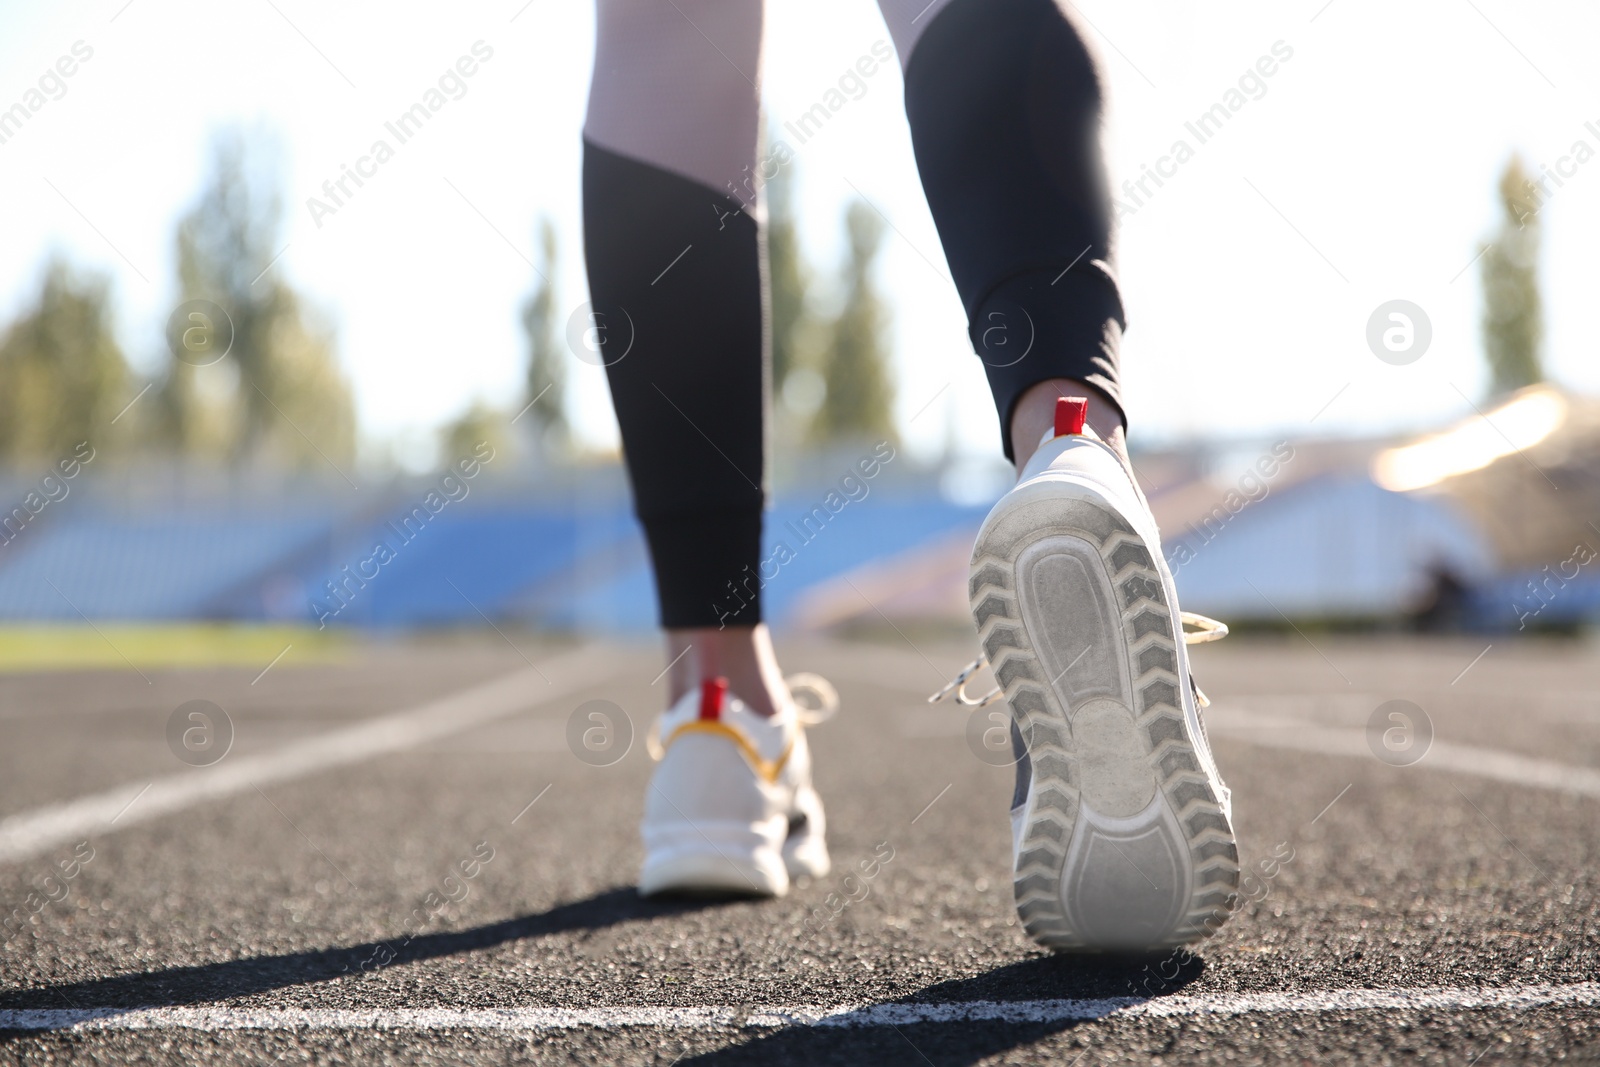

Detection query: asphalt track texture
xmin=1 ymin=633 xmax=1597 ymax=1064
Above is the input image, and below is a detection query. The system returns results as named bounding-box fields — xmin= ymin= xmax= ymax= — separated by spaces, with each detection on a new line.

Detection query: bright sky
xmin=2 ymin=0 xmax=1597 ymax=471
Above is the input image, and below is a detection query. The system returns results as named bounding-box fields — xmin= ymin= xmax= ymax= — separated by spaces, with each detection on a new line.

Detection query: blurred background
xmin=1 ymin=0 xmax=1597 ymax=666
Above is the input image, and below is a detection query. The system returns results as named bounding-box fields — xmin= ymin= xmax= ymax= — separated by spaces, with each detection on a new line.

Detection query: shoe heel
xmin=973 ymin=486 xmax=1240 ymax=950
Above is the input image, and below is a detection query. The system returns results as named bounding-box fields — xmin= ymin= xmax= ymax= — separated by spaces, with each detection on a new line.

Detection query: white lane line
xmin=1206 ymin=708 xmax=1600 ymax=800
xmin=3 ymin=982 xmax=1596 ymax=1032
xmin=0 ymin=647 xmax=605 ymax=867
xmin=108 ymin=782 xmax=152 ymax=825
xmin=899 ymin=682 xmax=1599 ymax=798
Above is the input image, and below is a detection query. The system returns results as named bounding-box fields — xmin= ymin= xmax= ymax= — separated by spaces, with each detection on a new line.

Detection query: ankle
xmin=1010 ymin=379 xmax=1127 ymax=473
xmin=663 ymin=624 xmax=788 ymax=717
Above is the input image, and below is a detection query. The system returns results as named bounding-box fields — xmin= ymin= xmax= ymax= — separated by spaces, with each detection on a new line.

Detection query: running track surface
xmin=1 ymin=634 xmax=1596 ymax=1064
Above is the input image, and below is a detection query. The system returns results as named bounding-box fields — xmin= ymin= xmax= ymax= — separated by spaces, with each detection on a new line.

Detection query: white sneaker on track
xmin=639 ymin=676 xmax=832 ymax=898
xmin=942 ymin=397 xmax=1239 ymax=950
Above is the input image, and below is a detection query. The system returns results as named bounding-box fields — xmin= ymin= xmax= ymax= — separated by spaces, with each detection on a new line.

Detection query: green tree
xmin=0 ymin=257 xmax=128 ymax=461
xmin=812 ymin=200 xmax=895 ymax=442
xmin=1480 ymin=155 xmax=1544 ymax=397
xmin=520 ymin=218 xmax=566 ymax=453
xmin=155 ymin=128 xmax=355 ymax=468
xmin=766 ymin=160 xmax=810 ymax=393
xmin=440 ymin=399 xmax=507 ymax=468
xmin=148 ymin=358 xmax=215 ymax=455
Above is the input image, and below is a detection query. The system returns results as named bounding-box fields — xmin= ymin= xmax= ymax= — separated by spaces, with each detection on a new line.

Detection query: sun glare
xmin=1371 ymin=388 xmax=1567 ymax=492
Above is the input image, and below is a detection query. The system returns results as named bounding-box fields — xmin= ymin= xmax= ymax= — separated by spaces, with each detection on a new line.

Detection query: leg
xmin=586 ymin=0 xmax=831 ymax=899
xmin=583 ymin=0 xmax=784 ymax=715
xmin=879 ymin=0 xmax=1126 ymax=470
xmin=663 ymin=627 xmax=789 ymax=720
xmin=884 ymin=0 xmax=1241 ymax=950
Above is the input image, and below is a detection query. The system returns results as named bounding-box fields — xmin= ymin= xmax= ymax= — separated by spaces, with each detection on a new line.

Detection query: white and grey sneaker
xmin=639 ymin=676 xmax=833 ymax=898
xmin=935 ymin=397 xmax=1239 ymax=951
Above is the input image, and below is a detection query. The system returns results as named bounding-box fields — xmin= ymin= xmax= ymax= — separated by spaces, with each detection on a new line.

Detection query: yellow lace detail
xmin=661 ymin=720 xmax=794 ymax=784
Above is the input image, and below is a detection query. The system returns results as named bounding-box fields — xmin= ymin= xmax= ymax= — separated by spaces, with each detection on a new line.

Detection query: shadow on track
xmin=0 ymin=886 xmax=718 ymax=1020
xmin=3 ymin=888 xmax=1209 ymax=1063
xmin=674 ymin=952 xmax=1207 ymax=1067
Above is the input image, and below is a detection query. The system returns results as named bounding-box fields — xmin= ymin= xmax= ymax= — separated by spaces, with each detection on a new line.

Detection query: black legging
xmin=582 ymin=0 xmax=1123 ymax=628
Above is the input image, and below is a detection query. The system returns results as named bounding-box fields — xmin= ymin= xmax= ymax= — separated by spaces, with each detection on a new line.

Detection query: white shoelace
xmin=785 ymin=672 xmax=840 ymax=726
xmin=926 ymin=611 xmax=1229 ymax=709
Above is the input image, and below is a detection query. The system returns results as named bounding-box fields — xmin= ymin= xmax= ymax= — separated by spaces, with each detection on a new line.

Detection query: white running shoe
xmin=939 ymin=397 xmax=1239 ymax=951
xmin=639 ymin=676 xmax=832 ymax=898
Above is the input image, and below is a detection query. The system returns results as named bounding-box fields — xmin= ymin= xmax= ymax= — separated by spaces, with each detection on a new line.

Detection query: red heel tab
xmin=699 ymin=677 xmax=728 ymax=720
xmin=1055 ymin=396 xmax=1088 ymax=437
